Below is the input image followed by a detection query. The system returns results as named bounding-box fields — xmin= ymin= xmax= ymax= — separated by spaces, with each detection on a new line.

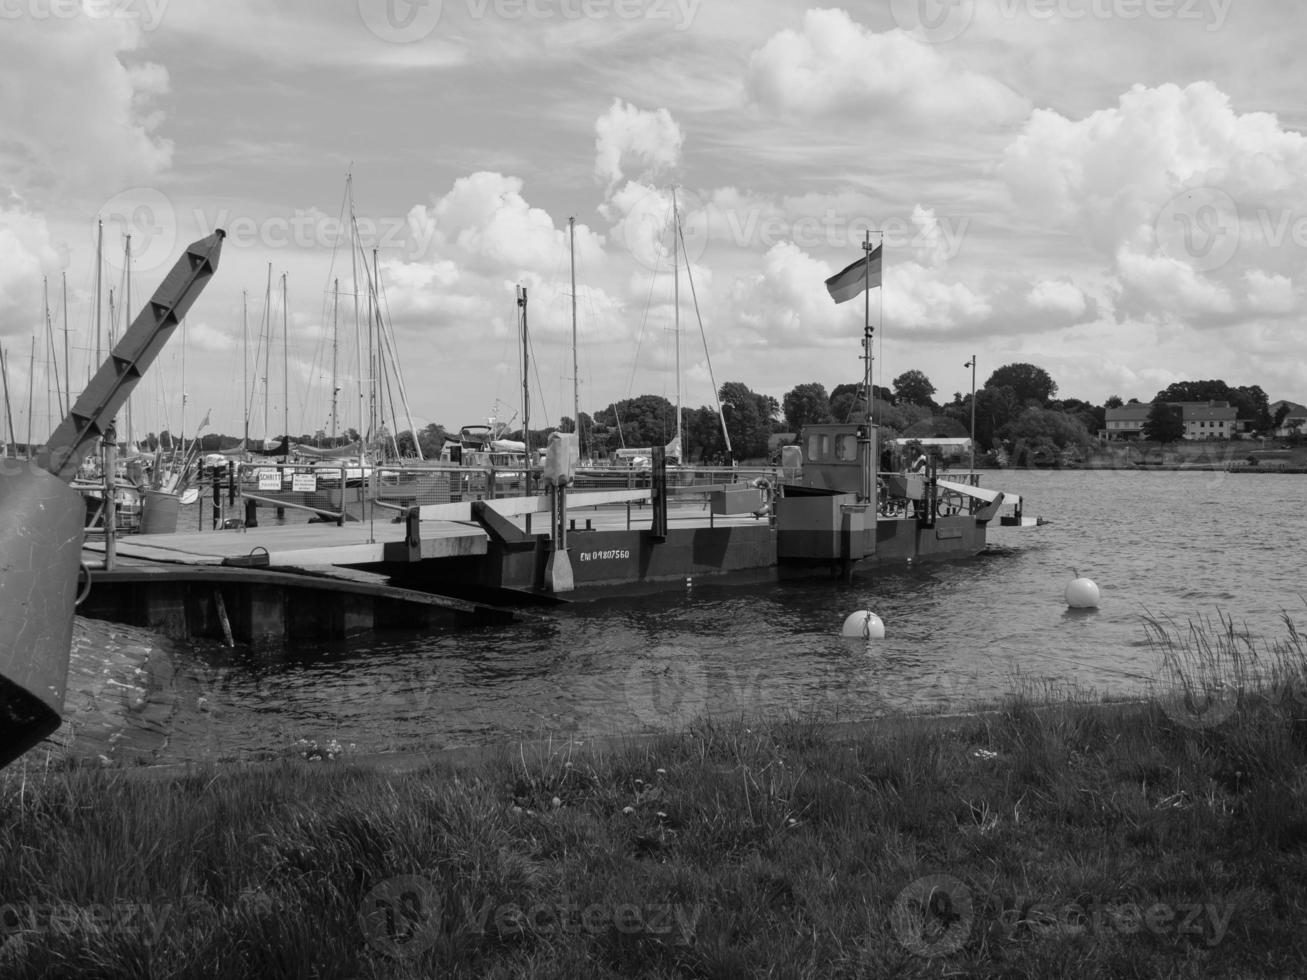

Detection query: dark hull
xmin=385 ymin=511 xmax=988 ymax=602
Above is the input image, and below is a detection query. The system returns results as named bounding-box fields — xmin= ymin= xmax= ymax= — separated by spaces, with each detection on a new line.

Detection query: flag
xmin=824 ymin=244 xmax=882 ymax=304
xmin=197 ymin=410 xmax=211 ymax=430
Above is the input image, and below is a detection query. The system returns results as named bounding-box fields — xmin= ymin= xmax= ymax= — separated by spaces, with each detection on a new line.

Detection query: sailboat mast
xmin=518 ymin=285 xmax=530 ymax=483
xmin=672 ymin=188 xmax=681 ymax=458
xmin=331 ymin=278 xmax=339 ymax=442
xmin=371 ymin=248 xmax=387 ymax=449
xmin=263 ymin=262 xmax=271 ymax=441
xmin=26 ymin=337 xmax=35 ymax=458
xmin=43 ymin=278 xmax=56 ymax=428
xmin=282 ymin=272 xmax=289 ymax=454
xmin=348 ymin=173 xmax=364 ymax=445
xmin=124 ymin=233 xmax=133 ymax=447
xmin=569 ymin=216 xmax=579 ymax=456
xmin=242 ymin=290 xmax=249 ymax=447
xmin=0 ymin=345 xmax=15 ymax=455
xmin=61 ymin=272 xmax=69 ymax=412
xmin=94 ymin=219 xmax=103 ymax=369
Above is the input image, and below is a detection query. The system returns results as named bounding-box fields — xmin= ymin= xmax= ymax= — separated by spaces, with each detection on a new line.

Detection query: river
xmin=49 ymin=468 xmax=1307 ymax=766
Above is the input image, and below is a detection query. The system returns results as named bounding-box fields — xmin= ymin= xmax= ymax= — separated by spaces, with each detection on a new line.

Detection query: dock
xmin=78 ymin=518 xmax=508 ymax=646
xmin=75 ymin=487 xmax=768 ymax=645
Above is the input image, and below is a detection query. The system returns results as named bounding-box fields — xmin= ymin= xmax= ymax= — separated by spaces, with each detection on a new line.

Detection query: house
xmin=1103 ymin=400 xmax=1238 ymax=440
xmin=1173 ymin=401 xmax=1238 ymax=440
xmin=1271 ymin=400 xmax=1307 ymax=438
xmin=1102 ymin=402 xmax=1150 ymax=440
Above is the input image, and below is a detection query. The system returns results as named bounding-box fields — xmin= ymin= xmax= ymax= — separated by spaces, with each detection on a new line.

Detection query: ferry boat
xmin=381 ymin=419 xmax=1027 ymax=603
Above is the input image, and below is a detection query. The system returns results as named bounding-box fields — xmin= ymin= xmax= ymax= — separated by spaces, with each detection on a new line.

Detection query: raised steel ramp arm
xmin=1 ymin=230 xmax=225 ymax=770
xmin=37 ymin=230 xmax=226 ymax=481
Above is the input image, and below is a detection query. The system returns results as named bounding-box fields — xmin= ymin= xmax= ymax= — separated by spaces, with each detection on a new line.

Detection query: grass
xmin=4 ymin=616 xmax=1307 ymax=978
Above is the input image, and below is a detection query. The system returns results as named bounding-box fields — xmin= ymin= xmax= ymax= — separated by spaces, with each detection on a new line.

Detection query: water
xmin=52 ymin=469 xmax=1307 ymax=765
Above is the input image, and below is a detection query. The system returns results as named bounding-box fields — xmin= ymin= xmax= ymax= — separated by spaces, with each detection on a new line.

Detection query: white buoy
xmin=841 ymin=610 xmax=885 ymax=639
xmin=1065 ymin=570 xmax=1100 ymax=609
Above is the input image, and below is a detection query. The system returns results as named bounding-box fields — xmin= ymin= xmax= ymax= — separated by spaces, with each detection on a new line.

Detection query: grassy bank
xmin=3 ymin=620 xmax=1307 ymax=978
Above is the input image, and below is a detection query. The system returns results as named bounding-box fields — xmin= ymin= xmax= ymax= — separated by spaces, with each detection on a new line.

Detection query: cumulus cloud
xmin=417 ymin=172 xmax=606 ymax=275
xmin=746 ymin=9 xmax=1029 ymax=126
xmin=1027 ymin=279 xmax=1088 ymax=319
xmin=0 ymin=16 xmax=172 ymax=203
xmin=1001 ymin=81 xmax=1307 ymax=327
xmin=378 ymin=172 xmax=625 ymax=347
xmin=594 ymin=101 xmax=684 ymax=193
xmin=0 ymin=206 xmax=63 ymax=334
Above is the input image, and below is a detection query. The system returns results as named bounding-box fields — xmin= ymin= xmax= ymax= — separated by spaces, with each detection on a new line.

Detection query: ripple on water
xmin=49 ymin=470 xmax=1307 ymax=764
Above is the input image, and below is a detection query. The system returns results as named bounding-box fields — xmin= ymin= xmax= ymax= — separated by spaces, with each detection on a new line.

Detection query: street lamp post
xmin=963 ymin=356 xmax=977 ymax=473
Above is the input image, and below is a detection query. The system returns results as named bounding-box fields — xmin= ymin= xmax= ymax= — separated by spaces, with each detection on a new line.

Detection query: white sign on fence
xmin=292 ymin=473 xmax=317 ymax=492
xmin=257 ymin=468 xmax=281 ymax=491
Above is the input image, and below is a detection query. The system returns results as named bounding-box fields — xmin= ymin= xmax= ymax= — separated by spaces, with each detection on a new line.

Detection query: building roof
xmin=1105 ymin=404 xmax=1151 ymax=423
xmin=1180 ymin=403 xmax=1236 ymax=422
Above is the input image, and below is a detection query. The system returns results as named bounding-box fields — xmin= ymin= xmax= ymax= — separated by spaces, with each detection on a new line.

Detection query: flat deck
xmin=82 ymin=502 xmax=767 ymax=570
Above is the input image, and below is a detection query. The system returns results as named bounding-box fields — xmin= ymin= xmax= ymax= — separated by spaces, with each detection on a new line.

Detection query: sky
xmin=1 ymin=0 xmax=1305 ymax=444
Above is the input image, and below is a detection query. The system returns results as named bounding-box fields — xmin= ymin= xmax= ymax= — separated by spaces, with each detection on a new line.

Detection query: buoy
xmin=1065 ymin=569 xmax=1100 ymax=609
xmin=841 ymin=610 xmax=885 ymax=639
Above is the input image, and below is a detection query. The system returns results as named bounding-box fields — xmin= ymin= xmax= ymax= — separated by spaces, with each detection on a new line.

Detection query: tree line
xmin=143 ymin=364 xmax=1283 ymax=464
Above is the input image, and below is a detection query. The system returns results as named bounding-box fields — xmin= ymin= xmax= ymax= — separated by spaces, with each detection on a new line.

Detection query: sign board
xmin=257 ymin=469 xmax=281 ymax=491
xmin=291 ymin=473 xmax=317 ymax=492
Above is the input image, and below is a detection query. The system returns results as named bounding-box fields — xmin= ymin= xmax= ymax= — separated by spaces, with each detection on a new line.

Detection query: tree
xmin=594 ymin=394 xmax=677 ymax=449
xmin=830 ymin=382 xmax=892 ymax=421
xmin=1143 ymin=400 xmax=1185 ymax=444
xmin=719 ymin=381 xmax=776 ymax=461
xmin=892 ymin=369 xmax=937 ymax=407
xmin=684 ymin=405 xmax=728 ymax=462
xmin=977 ymin=385 xmax=1021 ymax=449
xmin=1006 ymin=407 xmax=1092 ymax=452
xmin=1105 ymin=395 xmax=1124 ymax=409
xmin=985 ymin=363 xmax=1058 ymax=406
xmin=782 ymin=383 xmax=833 ymax=431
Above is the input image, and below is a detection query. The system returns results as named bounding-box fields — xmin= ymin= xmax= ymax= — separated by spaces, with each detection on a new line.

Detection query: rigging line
xmin=374 ymin=259 xmax=423 ymax=458
xmin=528 ymin=329 xmax=551 ymax=430
xmin=624 ymin=201 xmax=668 ymax=404
xmin=676 ymin=217 xmax=730 ymax=454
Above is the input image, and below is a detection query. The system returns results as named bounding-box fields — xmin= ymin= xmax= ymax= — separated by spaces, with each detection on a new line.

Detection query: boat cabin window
xmin=807 ymin=433 xmax=829 ymax=460
xmin=834 ymin=434 xmax=858 ymax=462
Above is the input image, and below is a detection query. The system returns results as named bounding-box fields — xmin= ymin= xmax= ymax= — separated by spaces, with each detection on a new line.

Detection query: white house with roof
xmin=1103 ymin=400 xmax=1240 ymax=440
xmin=1271 ymin=400 xmax=1307 ymax=437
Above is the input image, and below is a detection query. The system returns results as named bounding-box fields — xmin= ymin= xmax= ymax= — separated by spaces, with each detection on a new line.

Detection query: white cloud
xmin=0 ymin=206 xmax=62 ymax=335
xmin=0 ymin=16 xmax=171 ymax=203
xmin=594 ymin=101 xmax=685 ymax=192
xmin=1002 ymin=81 xmax=1307 ymax=328
xmin=746 ymin=9 xmax=1029 ymax=126
xmin=1027 ymin=279 xmax=1088 ymax=318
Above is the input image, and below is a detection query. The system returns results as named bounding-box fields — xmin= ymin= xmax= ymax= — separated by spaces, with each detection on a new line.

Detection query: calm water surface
xmin=57 ymin=469 xmax=1307 ymax=765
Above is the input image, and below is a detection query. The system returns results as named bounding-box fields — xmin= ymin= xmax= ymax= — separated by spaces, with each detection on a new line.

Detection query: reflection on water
xmin=50 ymin=470 xmax=1307 ymax=765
